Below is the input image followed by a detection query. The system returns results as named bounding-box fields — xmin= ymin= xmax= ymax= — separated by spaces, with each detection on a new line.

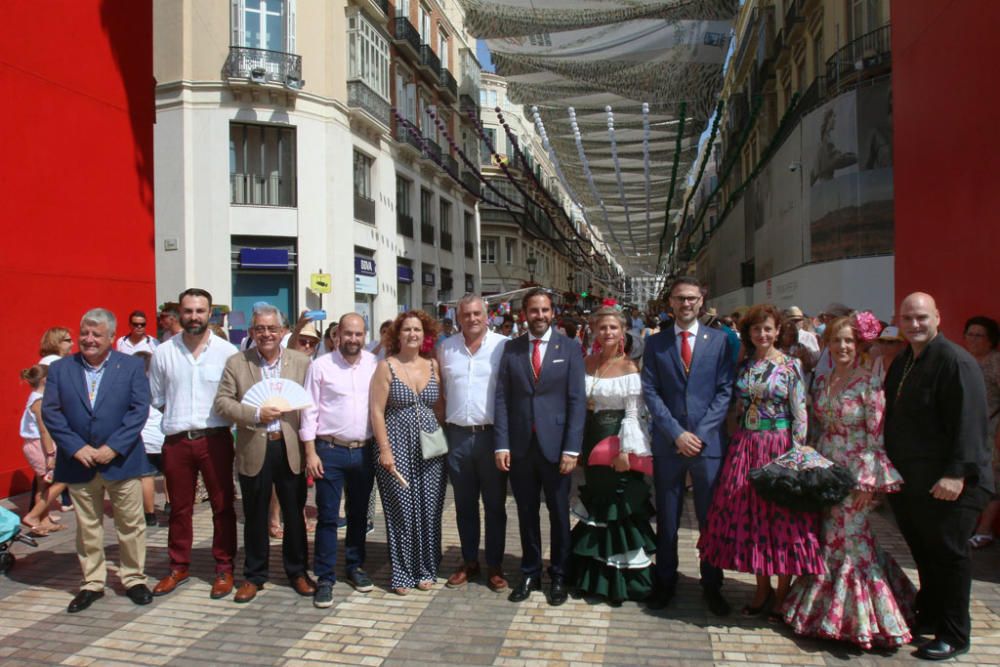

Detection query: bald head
xmin=898 ymin=291 xmax=940 ymax=352
xmin=339 ymin=312 xmax=366 ymax=330
xmin=337 ymin=313 xmax=367 ymax=359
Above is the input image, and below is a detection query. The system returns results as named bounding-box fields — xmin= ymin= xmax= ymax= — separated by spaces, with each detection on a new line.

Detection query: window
xmin=353 ymin=150 xmax=373 ymax=198
xmin=396 ymin=175 xmax=412 ymax=216
xmin=236 ymin=0 xmax=289 ymax=52
xmin=439 ymin=199 xmax=452 ymax=234
xmin=396 ymin=0 xmax=410 ymax=18
xmin=463 ymin=212 xmax=474 ymax=240
xmin=347 ymin=12 xmax=390 ymax=100
xmin=420 ymin=90 xmax=437 ymax=144
xmin=420 ymin=188 xmax=433 ymax=226
xmin=480 ymin=127 xmax=496 ymax=164
xmin=438 ymin=27 xmax=449 ymax=70
xmin=479 ymin=89 xmax=487 ymax=106
xmin=418 ymin=2 xmax=431 ymax=44
xmin=481 ymin=238 xmax=497 ymax=264
xmin=505 ymin=238 xmax=515 ymax=265
xmin=848 ymin=0 xmax=881 ymax=41
xmin=229 ymin=122 xmax=297 ymax=206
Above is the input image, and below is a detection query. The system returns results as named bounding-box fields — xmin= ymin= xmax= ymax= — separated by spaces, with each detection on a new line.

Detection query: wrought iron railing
xmin=347 ymin=80 xmax=390 ymax=127
xmin=440 ymin=231 xmax=453 ymax=251
xmin=421 ymin=223 xmax=435 ymax=245
xmin=397 ymin=213 xmax=414 ymax=237
xmin=442 ymin=154 xmax=459 ymax=179
xmin=464 ymin=240 xmax=474 ymax=259
xmin=375 ymin=0 xmax=389 ymax=15
xmin=354 ymin=192 xmax=375 ymax=224
xmin=395 ymin=121 xmax=424 ymax=151
xmin=422 ymin=138 xmax=442 ymax=163
xmin=826 ymin=24 xmax=891 ymax=89
xmin=393 ymin=17 xmax=421 ymax=55
xmin=420 ymin=44 xmax=441 ymax=75
xmin=224 ymin=46 xmax=302 ymax=86
xmin=459 ymin=94 xmax=480 ymax=119
xmin=439 ymin=68 xmax=458 ymax=100
xmin=461 ymin=169 xmax=482 ymax=197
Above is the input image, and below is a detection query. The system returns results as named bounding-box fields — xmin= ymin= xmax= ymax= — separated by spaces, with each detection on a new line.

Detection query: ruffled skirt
xmin=569 ymin=410 xmax=656 ymax=602
xmin=698 ymin=428 xmax=824 ymax=575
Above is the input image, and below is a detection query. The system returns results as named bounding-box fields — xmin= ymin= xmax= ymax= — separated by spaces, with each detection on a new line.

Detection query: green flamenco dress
xmin=570 ymin=374 xmax=656 ymax=603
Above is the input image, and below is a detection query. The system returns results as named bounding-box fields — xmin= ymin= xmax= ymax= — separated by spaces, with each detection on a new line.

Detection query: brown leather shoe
xmin=486 ymin=567 xmax=508 ymax=592
xmin=210 ymin=572 xmax=235 ymax=599
xmin=152 ymin=570 xmax=189 ymax=597
xmin=233 ymin=580 xmax=260 ymax=603
xmin=446 ymin=562 xmax=481 ymax=588
xmin=290 ymin=574 xmax=316 ymax=596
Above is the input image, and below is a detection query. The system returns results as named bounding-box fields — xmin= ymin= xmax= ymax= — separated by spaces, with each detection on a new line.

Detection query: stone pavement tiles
xmin=2 ymin=481 xmax=999 ymax=666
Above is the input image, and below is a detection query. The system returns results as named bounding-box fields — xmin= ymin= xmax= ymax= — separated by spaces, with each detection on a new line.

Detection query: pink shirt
xmin=299 ymin=349 xmax=377 ymax=443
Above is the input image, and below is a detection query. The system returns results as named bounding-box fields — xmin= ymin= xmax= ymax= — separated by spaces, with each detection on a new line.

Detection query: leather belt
xmin=446 ymin=423 xmax=493 ymax=432
xmin=166 ymin=427 xmax=229 ymax=442
xmin=317 ymin=436 xmax=370 ymax=449
xmin=266 ymin=432 xmax=284 ymax=441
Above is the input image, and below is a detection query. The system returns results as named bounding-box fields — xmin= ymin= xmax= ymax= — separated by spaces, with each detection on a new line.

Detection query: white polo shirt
xmin=439 ymin=330 xmax=508 ymax=427
xmin=150 ymin=333 xmax=239 ymax=436
xmin=116 ymin=334 xmax=159 ymax=356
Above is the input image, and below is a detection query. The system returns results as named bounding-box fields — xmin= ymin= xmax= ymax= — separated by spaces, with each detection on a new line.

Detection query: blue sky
xmin=476 ymin=40 xmax=495 ymax=72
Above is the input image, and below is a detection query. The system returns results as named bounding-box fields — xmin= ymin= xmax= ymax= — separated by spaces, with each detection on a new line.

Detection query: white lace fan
xmin=241 ymin=379 xmax=313 ymax=412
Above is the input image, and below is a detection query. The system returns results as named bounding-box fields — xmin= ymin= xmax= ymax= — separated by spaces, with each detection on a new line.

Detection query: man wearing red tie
xmin=494 ymin=288 xmax=586 ymax=606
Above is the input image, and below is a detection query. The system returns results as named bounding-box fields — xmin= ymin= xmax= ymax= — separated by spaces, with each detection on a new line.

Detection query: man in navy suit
xmin=495 ymin=288 xmax=586 ymax=606
xmin=641 ymin=277 xmax=735 ymax=615
xmin=43 ymin=308 xmax=154 ymax=613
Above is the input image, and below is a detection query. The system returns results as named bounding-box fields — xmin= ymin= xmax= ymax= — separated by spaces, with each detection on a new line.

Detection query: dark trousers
xmin=889 ymin=489 xmax=984 ymax=647
xmin=445 ymin=425 xmax=507 ymax=568
xmin=238 ymin=439 xmax=307 ymax=584
xmin=509 ymin=436 xmax=571 ymax=578
xmin=162 ymin=431 xmax=237 ymax=573
xmin=654 ymin=453 xmax=724 ymax=592
xmin=313 ymin=440 xmax=374 ymax=584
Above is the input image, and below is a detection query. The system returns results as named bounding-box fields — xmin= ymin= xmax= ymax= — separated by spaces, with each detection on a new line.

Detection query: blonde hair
xmin=39 ymin=327 xmax=70 ymax=357
xmin=588 ymin=306 xmax=627 ymax=330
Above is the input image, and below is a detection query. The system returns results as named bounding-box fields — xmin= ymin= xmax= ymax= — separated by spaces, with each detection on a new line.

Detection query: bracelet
xmin=45 ymin=452 xmax=56 ymax=458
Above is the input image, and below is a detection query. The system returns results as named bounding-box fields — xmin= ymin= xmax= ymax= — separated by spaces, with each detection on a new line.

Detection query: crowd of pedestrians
xmin=15 ymin=281 xmax=998 ymax=661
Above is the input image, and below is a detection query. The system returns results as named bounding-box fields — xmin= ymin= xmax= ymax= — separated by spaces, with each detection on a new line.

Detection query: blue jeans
xmin=313 ymin=441 xmax=375 ymax=584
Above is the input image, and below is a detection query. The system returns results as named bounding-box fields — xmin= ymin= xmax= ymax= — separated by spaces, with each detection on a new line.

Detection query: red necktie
xmin=680 ymin=331 xmax=692 ymax=373
xmin=532 ymin=339 xmax=542 ymax=380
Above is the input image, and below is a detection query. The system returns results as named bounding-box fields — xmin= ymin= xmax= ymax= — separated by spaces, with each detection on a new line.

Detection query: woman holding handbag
xmin=698 ymin=304 xmax=823 ymax=619
xmin=370 ymin=310 xmax=446 ymax=595
xmin=568 ymin=307 xmax=656 ymax=604
xmin=782 ymin=317 xmax=914 ymax=648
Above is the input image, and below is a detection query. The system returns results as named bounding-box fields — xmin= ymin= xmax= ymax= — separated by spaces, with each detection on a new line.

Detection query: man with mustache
xmin=149 ymin=289 xmax=240 ymax=599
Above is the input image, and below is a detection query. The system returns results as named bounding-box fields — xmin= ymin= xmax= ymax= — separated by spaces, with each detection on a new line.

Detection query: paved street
xmin=2 ymin=482 xmax=998 ymax=666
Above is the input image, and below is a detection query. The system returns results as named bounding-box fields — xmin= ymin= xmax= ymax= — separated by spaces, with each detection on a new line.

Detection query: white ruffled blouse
xmin=584 ymin=373 xmax=652 ymax=458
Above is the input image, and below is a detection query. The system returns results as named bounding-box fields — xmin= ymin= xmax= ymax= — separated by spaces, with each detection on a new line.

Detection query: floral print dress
xmin=782 ymin=368 xmax=916 ymax=648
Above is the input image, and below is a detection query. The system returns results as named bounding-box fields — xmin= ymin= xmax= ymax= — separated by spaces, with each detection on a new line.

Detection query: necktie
xmin=680 ymin=331 xmax=692 ymax=373
xmin=532 ymin=339 xmax=542 ymax=380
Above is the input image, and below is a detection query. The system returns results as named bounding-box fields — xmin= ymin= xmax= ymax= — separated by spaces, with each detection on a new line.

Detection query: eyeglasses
xmin=670 ymin=295 xmax=701 ymax=303
xmin=130 ymin=321 xmax=146 ymax=328
xmin=298 ymin=338 xmax=319 ymax=347
xmin=252 ymin=326 xmax=282 ymax=335
xmin=61 ymin=337 xmax=73 ymax=343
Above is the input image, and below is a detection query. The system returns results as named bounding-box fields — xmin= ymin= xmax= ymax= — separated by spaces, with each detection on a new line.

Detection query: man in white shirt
xmin=149 ymin=289 xmax=240 ymax=600
xmin=116 ymin=310 xmax=159 ymax=355
xmin=439 ymin=295 xmax=509 ymax=592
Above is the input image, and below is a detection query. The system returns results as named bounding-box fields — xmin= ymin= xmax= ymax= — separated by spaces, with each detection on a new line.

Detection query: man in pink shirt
xmin=300 ymin=313 xmax=378 ymax=608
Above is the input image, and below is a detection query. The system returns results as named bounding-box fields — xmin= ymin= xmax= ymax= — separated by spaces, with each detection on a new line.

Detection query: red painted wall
xmin=892 ymin=0 xmax=1000 ymax=338
xmin=0 ymin=1 xmax=155 ymax=496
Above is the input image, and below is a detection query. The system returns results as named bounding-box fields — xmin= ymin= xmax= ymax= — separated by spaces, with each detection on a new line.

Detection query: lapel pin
xmin=554 ymin=344 xmax=560 ymax=350
xmin=703 ymin=334 xmax=709 ymax=340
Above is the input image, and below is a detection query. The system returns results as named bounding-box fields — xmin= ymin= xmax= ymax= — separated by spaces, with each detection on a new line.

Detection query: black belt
xmin=266 ymin=432 xmax=284 ymax=441
xmin=165 ymin=427 xmax=229 ymax=442
xmin=446 ymin=423 xmax=493 ymax=432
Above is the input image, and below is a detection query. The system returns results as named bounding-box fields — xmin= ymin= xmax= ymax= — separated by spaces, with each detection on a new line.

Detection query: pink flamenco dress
xmin=698 ymin=355 xmax=824 ymax=576
xmin=781 ymin=369 xmax=916 ymax=649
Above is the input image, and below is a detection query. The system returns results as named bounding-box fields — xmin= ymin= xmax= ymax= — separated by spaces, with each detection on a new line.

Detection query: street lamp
xmin=526 ymin=254 xmax=538 ymax=283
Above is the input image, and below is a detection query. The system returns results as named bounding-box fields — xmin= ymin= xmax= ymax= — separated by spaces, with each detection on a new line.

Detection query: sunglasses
xmin=131 ymin=321 xmax=147 ymax=327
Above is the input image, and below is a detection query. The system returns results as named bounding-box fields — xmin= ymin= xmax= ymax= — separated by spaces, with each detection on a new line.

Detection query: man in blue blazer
xmin=495 ymin=288 xmax=586 ymax=606
xmin=641 ymin=277 xmax=735 ymax=615
xmin=42 ymin=308 xmax=153 ymax=613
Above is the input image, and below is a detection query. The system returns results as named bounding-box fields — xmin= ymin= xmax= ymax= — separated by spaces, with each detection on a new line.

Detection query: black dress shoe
xmin=703 ymin=588 xmax=731 ymax=617
xmin=67 ymin=589 xmax=104 ymax=613
xmin=645 ymin=587 xmax=675 ymax=610
xmin=508 ymin=575 xmax=541 ymax=603
xmin=549 ymin=578 xmax=568 ymax=606
xmin=915 ymin=638 xmax=969 ymax=661
xmin=126 ymin=584 xmax=153 ymax=606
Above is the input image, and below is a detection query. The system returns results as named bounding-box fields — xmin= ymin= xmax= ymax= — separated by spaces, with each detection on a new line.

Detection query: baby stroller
xmin=0 ymin=505 xmax=38 ymax=574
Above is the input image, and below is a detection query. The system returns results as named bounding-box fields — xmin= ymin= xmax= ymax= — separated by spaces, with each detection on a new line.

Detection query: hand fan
xmin=241 ymin=379 xmax=313 ymax=411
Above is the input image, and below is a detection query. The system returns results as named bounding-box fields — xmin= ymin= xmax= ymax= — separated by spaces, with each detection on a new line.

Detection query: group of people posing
xmin=18 ymin=279 xmax=995 ymax=662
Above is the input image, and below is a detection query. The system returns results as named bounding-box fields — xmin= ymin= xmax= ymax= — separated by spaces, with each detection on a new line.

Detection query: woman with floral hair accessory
xmin=852 ymin=311 xmax=883 ymax=370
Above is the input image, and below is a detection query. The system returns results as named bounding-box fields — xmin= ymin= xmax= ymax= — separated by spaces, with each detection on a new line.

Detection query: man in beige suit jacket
xmin=214 ymin=305 xmax=315 ymax=603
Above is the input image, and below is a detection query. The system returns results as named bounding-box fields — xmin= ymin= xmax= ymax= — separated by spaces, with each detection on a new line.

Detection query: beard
xmin=182 ymin=319 xmax=207 ymax=335
xmin=340 ymin=341 xmax=362 ymax=356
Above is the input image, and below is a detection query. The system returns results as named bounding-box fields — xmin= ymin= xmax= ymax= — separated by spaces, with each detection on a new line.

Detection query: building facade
xmin=682 ymin=0 xmax=895 ymax=319
xmin=154 ymin=0 xmax=481 ymax=343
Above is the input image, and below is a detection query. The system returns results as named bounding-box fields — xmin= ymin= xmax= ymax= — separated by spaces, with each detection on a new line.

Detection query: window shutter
xmin=230 ymin=0 xmax=243 ymax=46
xmin=286 ymin=0 xmax=296 ymax=53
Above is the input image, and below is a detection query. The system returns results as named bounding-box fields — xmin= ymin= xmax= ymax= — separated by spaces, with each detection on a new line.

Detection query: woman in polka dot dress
xmin=370 ymin=311 xmax=447 ymax=595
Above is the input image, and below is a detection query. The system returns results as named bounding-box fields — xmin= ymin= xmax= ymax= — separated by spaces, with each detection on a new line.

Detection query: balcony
xmin=459 ymin=94 xmax=480 ymax=121
xmin=464 ymin=240 xmax=474 ymax=259
xmin=439 ymin=68 xmax=458 ymax=103
xmin=395 ymin=121 xmax=423 ymax=153
xmin=392 ymin=17 xmax=421 ymax=60
xmin=826 ymin=24 xmax=892 ymax=93
xmin=397 ymin=213 xmax=414 ymax=238
xmin=347 ymin=80 xmax=390 ymax=129
xmin=440 ymin=231 xmax=453 ymax=252
xmin=419 ymin=45 xmax=442 ymax=81
xmin=783 ymin=0 xmax=805 ymax=36
xmin=421 ymin=222 xmax=435 ymax=245
xmin=461 ymin=169 xmax=482 ymax=197
xmin=442 ymin=153 xmax=459 ymax=180
xmin=354 ymin=192 xmax=375 ymax=224
xmin=223 ymin=46 xmax=303 ymax=89
xmin=230 ymin=173 xmax=296 ymax=207
xmin=422 ymin=138 xmax=442 ymax=163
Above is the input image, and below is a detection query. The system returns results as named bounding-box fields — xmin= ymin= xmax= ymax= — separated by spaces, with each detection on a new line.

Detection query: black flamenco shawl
xmin=749 ymin=446 xmax=856 ymax=512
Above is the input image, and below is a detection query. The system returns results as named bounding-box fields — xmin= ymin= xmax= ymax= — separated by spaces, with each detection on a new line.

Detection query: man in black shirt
xmin=884 ymin=292 xmax=993 ymax=660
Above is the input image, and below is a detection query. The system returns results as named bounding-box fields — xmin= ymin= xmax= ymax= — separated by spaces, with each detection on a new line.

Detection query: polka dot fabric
xmin=374 ymin=363 xmax=447 ymax=589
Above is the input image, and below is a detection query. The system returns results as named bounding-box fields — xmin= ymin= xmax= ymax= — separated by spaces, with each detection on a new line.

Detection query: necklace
xmin=587 ymin=353 xmax=623 ymax=411
xmin=745 ymin=353 xmax=779 ymax=429
xmin=894 ymin=353 xmax=916 ymax=404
